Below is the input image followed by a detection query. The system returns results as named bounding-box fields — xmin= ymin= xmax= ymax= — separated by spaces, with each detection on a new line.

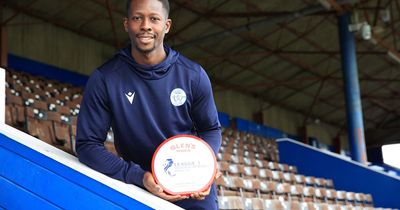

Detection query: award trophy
xmin=151 ymin=135 xmax=217 ymax=195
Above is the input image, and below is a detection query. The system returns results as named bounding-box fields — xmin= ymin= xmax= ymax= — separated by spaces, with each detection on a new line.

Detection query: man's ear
xmin=165 ymin=19 xmax=172 ymax=34
xmin=123 ymin=17 xmax=129 ymax=32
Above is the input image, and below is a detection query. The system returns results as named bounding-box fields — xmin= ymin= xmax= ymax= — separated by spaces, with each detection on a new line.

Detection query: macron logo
xmin=125 ymin=92 xmax=135 ymax=104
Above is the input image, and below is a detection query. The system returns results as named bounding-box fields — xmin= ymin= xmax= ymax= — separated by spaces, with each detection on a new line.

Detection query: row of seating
xmin=216 ymin=175 xmax=372 ymax=206
xmin=5 ymin=69 xmax=118 ymax=156
xmin=221 ymin=132 xmax=279 ymax=162
xmin=216 ymin=128 xmax=397 ymax=210
xmin=218 ymin=161 xmax=334 ymax=189
xmin=218 ymin=197 xmax=379 ymax=210
xmin=217 ymin=154 xmax=298 ymax=173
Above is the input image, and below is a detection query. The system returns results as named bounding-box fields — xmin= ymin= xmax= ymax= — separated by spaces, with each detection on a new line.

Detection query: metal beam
xmin=327 ymin=0 xmax=346 ymax=14
xmin=175 ymin=32 xmax=343 ymax=127
xmin=173 ymin=0 xmax=358 ymax=49
xmin=204 ymin=11 xmax=336 ymax=18
xmin=167 ymin=0 xmax=229 ymax=41
xmin=373 ymin=0 xmax=382 ymax=26
xmin=105 ymin=0 xmax=119 ymax=49
xmin=219 ymin=17 xmax=327 ymax=82
xmin=2 ymin=0 xmax=38 ymax=26
xmin=50 ymin=0 xmax=80 ymax=19
xmin=303 ymin=79 xmax=326 ymax=126
xmin=338 ymin=12 xmax=367 ymax=163
xmin=178 ymin=0 xmax=349 ymax=126
xmin=5 ymin=1 xmax=114 ymax=47
xmin=0 ymin=0 xmax=7 ymax=67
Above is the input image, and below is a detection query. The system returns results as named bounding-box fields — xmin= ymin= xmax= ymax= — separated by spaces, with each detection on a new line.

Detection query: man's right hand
xmin=142 ymin=172 xmax=188 ymax=202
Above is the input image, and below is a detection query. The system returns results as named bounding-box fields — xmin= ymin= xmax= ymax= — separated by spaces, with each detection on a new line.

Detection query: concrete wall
xmin=5 ymin=8 xmax=115 ymax=76
xmin=215 ymin=90 xmax=347 ymax=148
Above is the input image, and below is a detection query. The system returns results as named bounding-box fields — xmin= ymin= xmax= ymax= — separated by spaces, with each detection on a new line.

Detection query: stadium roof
xmin=4 ymin=0 xmax=400 ymax=146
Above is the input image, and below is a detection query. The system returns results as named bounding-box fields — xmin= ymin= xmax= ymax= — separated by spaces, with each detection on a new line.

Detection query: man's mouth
xmin=137 ymin=34 xmax=155 ymax=44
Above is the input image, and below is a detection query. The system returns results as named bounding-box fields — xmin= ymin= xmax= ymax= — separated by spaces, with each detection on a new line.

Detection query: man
xmin=75 ymin=0 xmax=222 ymax=209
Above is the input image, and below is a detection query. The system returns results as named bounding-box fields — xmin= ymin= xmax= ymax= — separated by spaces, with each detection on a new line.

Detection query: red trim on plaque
xmin=151 ymin=134 xmax=217 ymax=196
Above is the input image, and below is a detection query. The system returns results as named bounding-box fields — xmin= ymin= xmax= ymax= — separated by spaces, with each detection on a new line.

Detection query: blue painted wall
xmin=8 ymin=54 xmax=89 ymax=87
xmin=235 ymin=118 xmax=287 ymax=139
xmin=0 ymin=133 xmax=152 ymax=210
xmin=278 ymin=139 xmax=400 ymax=208
xmin=218 ymin=112 xmax=231 ymax=128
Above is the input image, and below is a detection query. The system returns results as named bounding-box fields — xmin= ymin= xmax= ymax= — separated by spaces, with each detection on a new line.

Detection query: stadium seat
xmin=26 ymin=119 xmax=55 ymax=145
xmin=302 ymin=186 xmax=316 ymax=202
xmin=243 ymin=166 xmax=259 ymax=178
xmin=305 ymin=176 xmax=316 ymax=187
xmin=283 ymin=172 xmax=296 ymax=184
xmin=54 ymin=122 xmax=73 ymax=154
xmin=364 ymin=194 xmax=373 ymax=207
xmin=258 ymin=168 xmax=273 ymax=181
xmin=243 ymin=197 xmax=264 ymax=210
xmin=315 ymin=187 xmax=327 ymax=203
xmin=290 ymin=184 xmax=304 ymax=201
xmin=218 ymin=196 xmax=245 ymax=210
xmin=275 ymin=182 xmax=291 ymax=201
xmin=5 ymin=104 xmax=14 ymax=125
xmin=336 ymin=191 xmax=346 ymax=205
xmin=345 ymin=191 xmax=355 ymax=205
xmin=295 ymin=174 xmax=306 ymax=186
xmin=354 ymin=193 xmax=364 ymax=206
xmin=257 ymin=180 xmax=276 ymax=199
xmin=216 ymin=175 xmax=238 ymax=196
xmin=326 ymin=189 xmax=337 ymax=204
xmin=264 ymin=199 xmax=288 ymax=210
xmin=229 ymin=164 xmax=245 ymax=177
xmin=272 ymin=170 xmax=284 ymax=182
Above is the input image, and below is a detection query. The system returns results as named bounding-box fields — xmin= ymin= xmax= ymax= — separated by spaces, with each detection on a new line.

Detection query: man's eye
xmin=133 ymin=16 xmax=141 ymax=21
xmin=151 ymin=17 xmax=160 ymax=21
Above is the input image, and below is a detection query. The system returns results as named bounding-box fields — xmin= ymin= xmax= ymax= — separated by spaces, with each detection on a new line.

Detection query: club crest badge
xmin=170 ymin=88 xmax=186 ymax=106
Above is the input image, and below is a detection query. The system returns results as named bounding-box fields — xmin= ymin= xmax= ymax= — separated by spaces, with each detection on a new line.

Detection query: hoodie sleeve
xmin=191 ymin=68 xmax=222 ymax=155
xmin=75 ymin=70 xmax=146 ymax=187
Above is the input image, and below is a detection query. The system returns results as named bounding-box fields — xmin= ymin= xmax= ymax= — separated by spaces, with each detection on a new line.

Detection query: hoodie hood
xmin=117 ymin=44 xmax=179 ymax=80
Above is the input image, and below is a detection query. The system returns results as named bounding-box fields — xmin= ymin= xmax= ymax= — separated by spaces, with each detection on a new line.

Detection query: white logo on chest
xmin=170 ymin=88 xmax=186 ymax=106
xmin=125 ymin=91 xmax=135 ymax=104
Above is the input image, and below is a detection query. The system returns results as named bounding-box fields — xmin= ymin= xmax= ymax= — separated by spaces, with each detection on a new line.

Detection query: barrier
xmin=278 ymin=138 xmax=400 ymax=208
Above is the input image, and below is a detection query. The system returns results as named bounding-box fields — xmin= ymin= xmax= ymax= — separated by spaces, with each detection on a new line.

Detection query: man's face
xmin=124 ymin=0 xmax=171 ymax=55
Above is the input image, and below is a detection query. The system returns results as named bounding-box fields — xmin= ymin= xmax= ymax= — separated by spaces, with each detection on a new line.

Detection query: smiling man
xmin=75 ymin=0 xmax=222 ymax=209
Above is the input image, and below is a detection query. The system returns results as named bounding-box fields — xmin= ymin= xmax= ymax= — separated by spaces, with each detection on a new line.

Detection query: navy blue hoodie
xmin=76 ymin=45 xmax=221 ymax=209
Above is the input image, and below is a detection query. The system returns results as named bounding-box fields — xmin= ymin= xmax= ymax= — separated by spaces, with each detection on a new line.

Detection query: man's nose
xmin=140 ymin=18 xmax=151 ymax=31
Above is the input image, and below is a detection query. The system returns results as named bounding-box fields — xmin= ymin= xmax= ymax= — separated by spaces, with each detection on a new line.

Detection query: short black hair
xmin=126 ymin=0 xmax=170 ymax=18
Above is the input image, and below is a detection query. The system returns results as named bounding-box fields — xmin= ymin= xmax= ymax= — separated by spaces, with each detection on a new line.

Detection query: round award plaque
xmin=151 ymin=135 xmax=217 ymax=195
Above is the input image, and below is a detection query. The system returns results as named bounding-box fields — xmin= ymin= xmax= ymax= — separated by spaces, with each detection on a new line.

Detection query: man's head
xmin=124 ymin=0 xmax=171 ymax=56
xmin=126 ymin=0 xmax=170 ymax=18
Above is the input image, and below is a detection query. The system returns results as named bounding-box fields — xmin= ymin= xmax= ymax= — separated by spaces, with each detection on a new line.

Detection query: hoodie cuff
xmin=127 ymin=163 xmax=146 ymax=188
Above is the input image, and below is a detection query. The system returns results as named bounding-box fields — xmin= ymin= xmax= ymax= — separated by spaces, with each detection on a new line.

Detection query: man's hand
xmin=190 ymin=169 xmax=222 ymax=200
xmin=143 ymin=172 xmax=188 ymax=202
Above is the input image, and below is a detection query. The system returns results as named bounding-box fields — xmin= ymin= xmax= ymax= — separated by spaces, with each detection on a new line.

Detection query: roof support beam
xmin=326 ymin=0 xmax=346 ymax=14
xmin=173 ymin=0 xmax=356 ymax=49
xmin=167 ymin=0 xmax=229 ymax=41
xmin=105 ymin=0 xmax=120 ymax=49
xmin=1 ymin=0 xmax=38 ymax=26
xmin=303 ymin=79 xmax=326 ymax=126
xmin=176 ymin=1 xmax=350 ymax=128
xmin=5 ymin=1 xmax=113 ymax=47
xmin=204 ymin=11 xmax=335 ymax=18
xmin=373 ymin=0 xmax=381 ymax=26
xmin=222 ymin=17 xmax=327 ymax=82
